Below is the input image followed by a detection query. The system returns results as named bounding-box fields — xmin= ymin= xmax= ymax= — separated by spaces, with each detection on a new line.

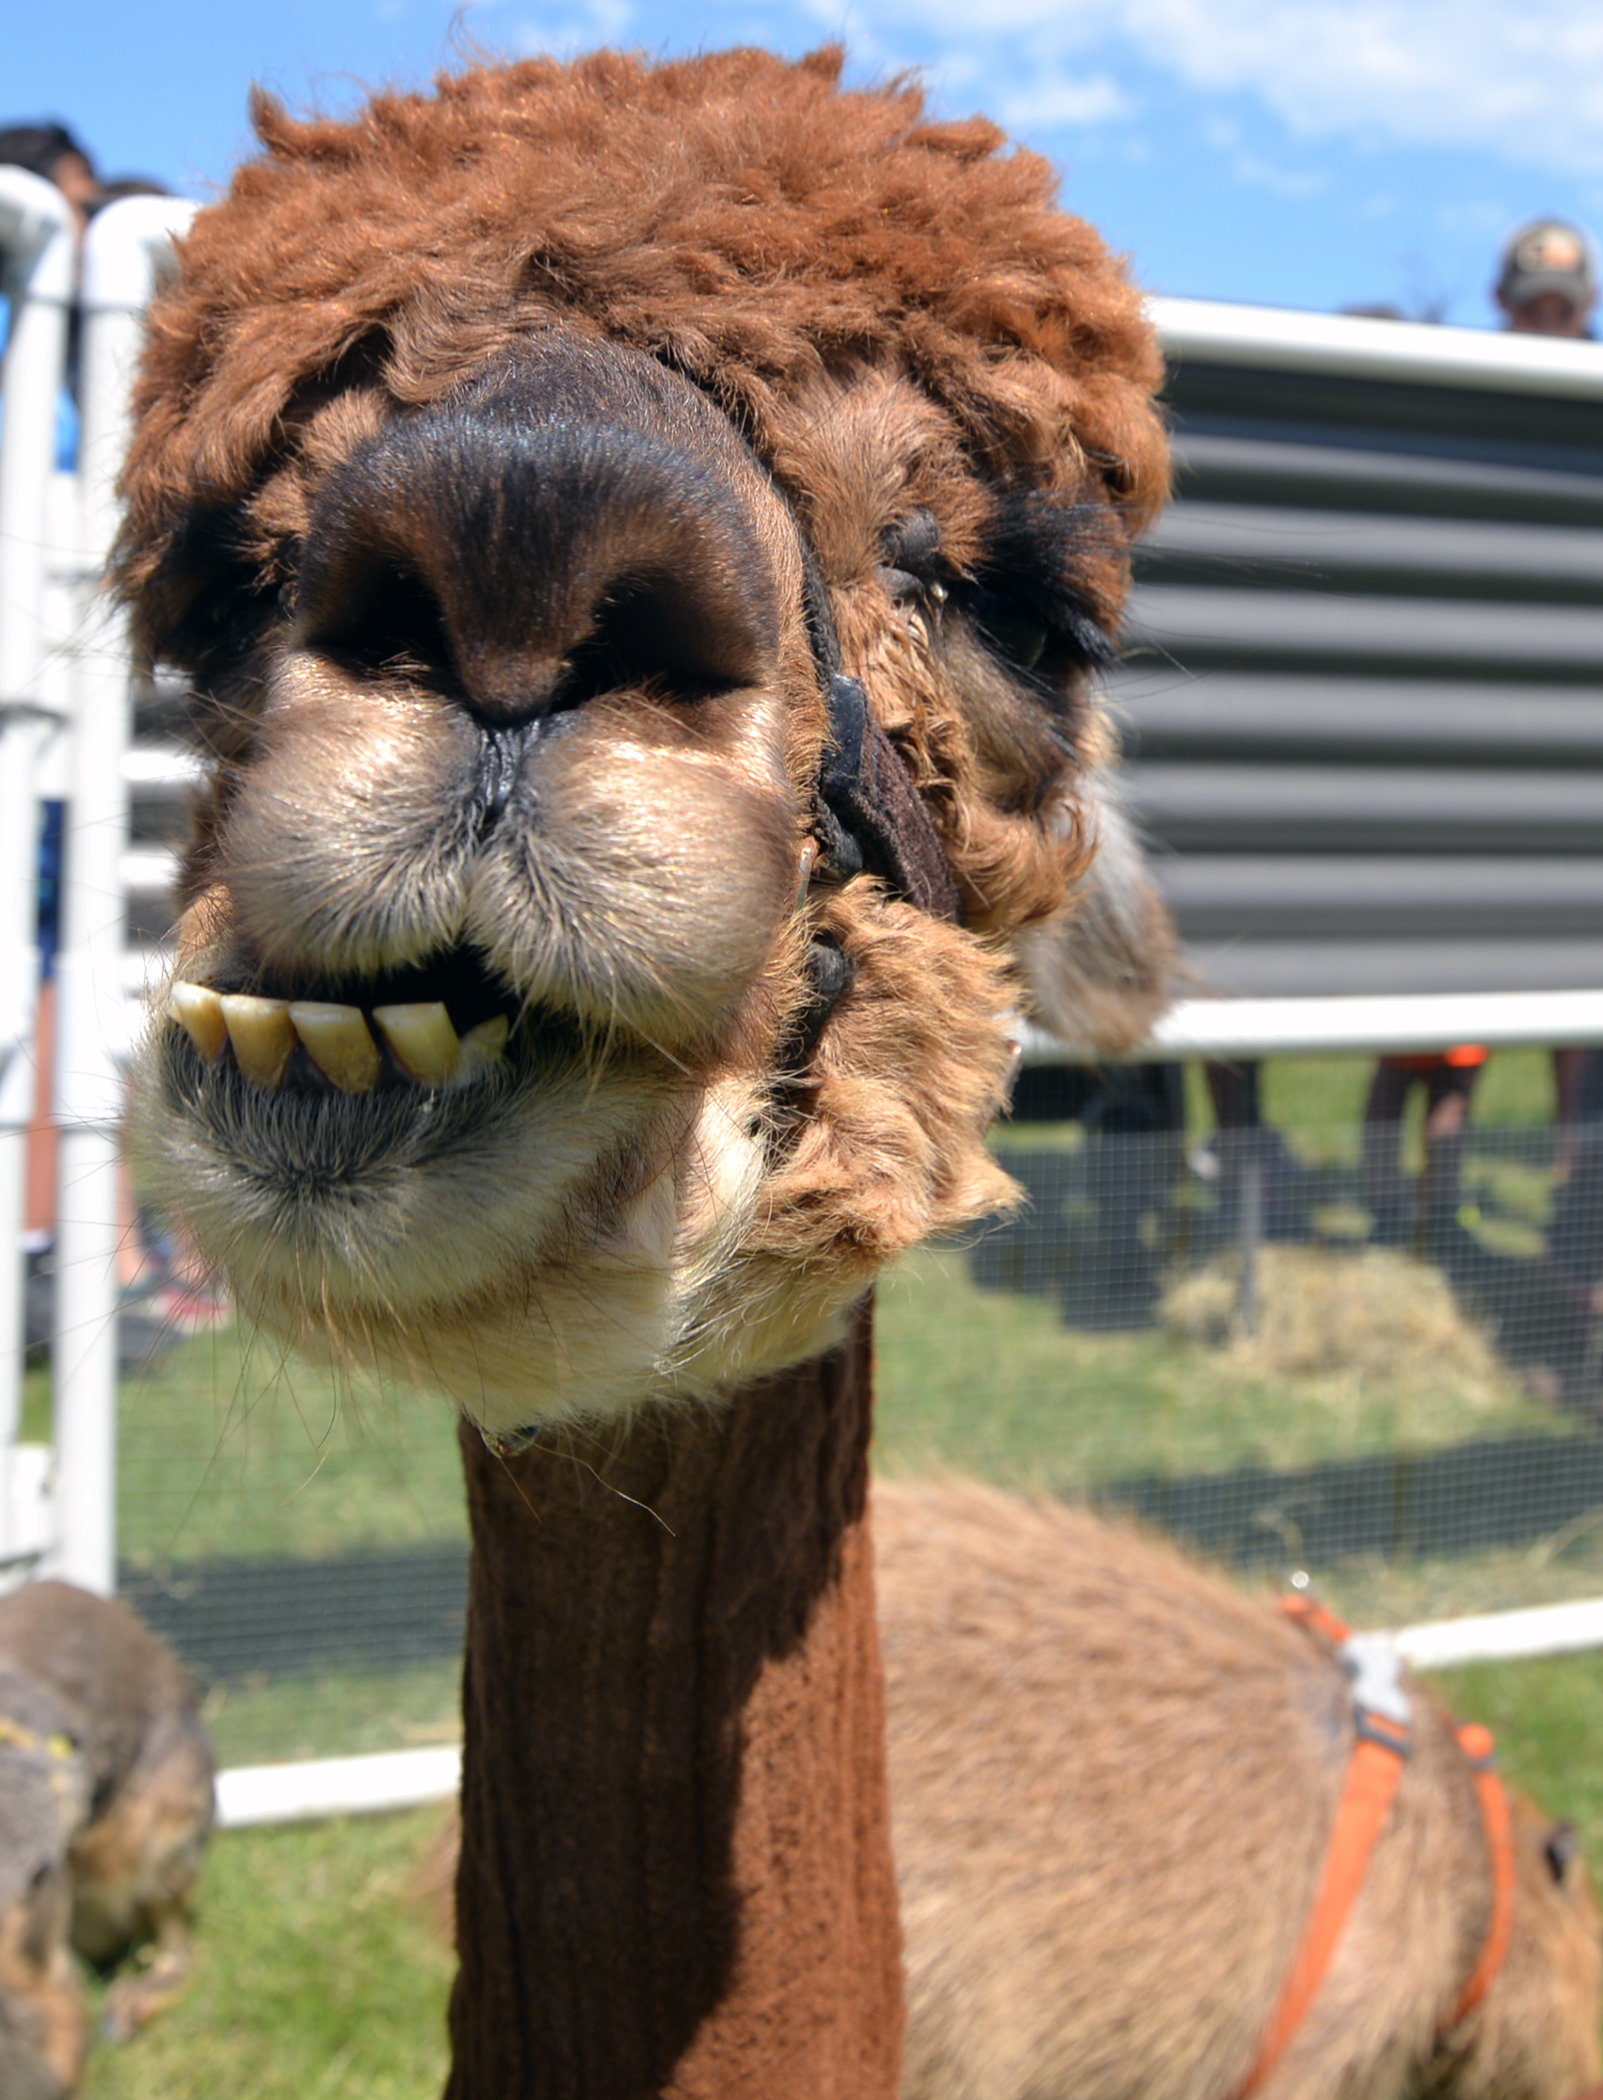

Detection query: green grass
xmin=68 ymin=1227 xmax=1560 ymax=1600
xmin=1257 ymin=1046 xmax=1556 ymax=1142
xmin=80 ymin=1809 xmax=455 ymax=2100
xmin=1428 ymin=1650 xmax=1603 ymax=1847
xmin=1176 ymin=1048 xmax=1555 ymax=1170
xmin=65 ymin=1326 xmax=467 ymax=1569
xmin=43 ymin=1048 xmax=1561 ymax=1586
xmin=875 ymin=1242 xmax=1557 ymax=1488
xmin=201 ymin=1662 xmax=464 ymax=1770
xmin=1292 ymin=1528 xmax=1603 ymax=1630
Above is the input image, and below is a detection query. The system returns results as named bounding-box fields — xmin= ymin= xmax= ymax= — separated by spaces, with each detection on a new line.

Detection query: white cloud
xmin=1225 ymin=150 xmax=1328 ymax=199
xmin=993 ymin=71 xmax=1134 ymax=131
xmin=880 ymin=0 xmax=1603 ymax=178
xmin=508 ymin=0 xmax=636 ymax=56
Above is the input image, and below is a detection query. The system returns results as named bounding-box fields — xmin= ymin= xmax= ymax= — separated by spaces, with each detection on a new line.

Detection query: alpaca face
xmin=124 ymin=52 xmax=1173 ymax=1433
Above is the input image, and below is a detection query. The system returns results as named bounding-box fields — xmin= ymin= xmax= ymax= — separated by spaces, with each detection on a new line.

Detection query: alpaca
xmin=0 ymin=1584 xmax=215 ymax=2100
xmin=119 ymin=49 xmax=1172 ymax=2096
xmin=878 ymin=1480 xmax=1601 ymax=2100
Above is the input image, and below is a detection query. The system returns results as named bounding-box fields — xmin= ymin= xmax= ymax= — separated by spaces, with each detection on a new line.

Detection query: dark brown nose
xmin=296 ymin=339 xmax=782 ymax=728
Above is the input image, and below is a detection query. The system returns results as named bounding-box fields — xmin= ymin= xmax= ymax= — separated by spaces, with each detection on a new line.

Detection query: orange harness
xmin=1234 ymin=1594 xmax=1517 ymax=2098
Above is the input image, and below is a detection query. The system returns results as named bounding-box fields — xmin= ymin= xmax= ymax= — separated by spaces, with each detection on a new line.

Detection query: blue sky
xmin=9 ymin=0 xmax=1603 ymax=324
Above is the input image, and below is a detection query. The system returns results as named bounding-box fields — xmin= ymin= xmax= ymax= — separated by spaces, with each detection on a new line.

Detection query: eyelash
xmin=881 ymin=511 xmax=1113 ymax=686
xmin=953 ymin=576 xmax=1114 ymax=683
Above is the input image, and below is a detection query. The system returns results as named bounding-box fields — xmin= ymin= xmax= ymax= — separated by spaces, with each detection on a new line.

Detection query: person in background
xmin=1357 ymin=222 xmax=1598 ymax=1266
xmin=1491 ymin=221 xmax=1603 ymax=1201
xmin=1361 ymin=1046 xmax=1486 ymax=1261
xmin=1494 ymin=217 xmax=1598 ymax=339
xmin=0 ymin=122 xmax=102 ymax=469
xmin=1203 ymin=1058 xmax=1314 ymax=1244
xmin=0 ymin=121 xmax=101 ymax=233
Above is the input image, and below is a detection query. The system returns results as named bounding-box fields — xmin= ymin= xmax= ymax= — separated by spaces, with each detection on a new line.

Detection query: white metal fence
xmin=0 ymin=177 xmax=196 ymax=1589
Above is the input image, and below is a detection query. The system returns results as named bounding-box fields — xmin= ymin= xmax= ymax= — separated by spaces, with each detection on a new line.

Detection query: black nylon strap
xmin=818 ymin=674 xmax=961 ymax=923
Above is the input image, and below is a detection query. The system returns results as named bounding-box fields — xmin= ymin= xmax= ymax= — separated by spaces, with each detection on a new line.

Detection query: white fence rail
xmin=1025 ymin=987 xmax=1603 ymax=1067
xmin=1151 ymin=293 xmax=1603 ymax=400
xmin=0 ymin=169 xmax=75 ymax=1476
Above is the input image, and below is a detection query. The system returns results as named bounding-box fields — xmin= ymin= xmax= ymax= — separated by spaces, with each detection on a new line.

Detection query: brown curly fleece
xmin=121 ymin=47 xmax=1165 ymax=608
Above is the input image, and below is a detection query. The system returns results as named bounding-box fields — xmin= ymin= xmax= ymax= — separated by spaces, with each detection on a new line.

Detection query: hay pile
xmin=1161 ymin=1244 xmax=1508 ymax=1404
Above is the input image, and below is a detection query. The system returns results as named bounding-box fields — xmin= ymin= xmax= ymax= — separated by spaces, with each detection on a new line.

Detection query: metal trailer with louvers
xmin=1118 ymin=300 xmax=1603 ymax=1001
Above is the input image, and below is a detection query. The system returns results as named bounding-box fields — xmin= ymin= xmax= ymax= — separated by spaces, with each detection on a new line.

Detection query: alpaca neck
xmin=446 ymin=1304 xmax=903 ymax=2100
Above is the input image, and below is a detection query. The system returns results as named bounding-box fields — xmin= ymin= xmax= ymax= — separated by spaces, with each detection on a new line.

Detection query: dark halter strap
xmin=797 ymin=538 xmax=962 ymax=926
xmin=480 ymin=518 xmax=962 ymax=1462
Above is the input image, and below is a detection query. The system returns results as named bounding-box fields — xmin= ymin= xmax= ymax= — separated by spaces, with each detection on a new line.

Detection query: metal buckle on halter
xmin=1339 ymin=1631 xmax=1414 ymax=1754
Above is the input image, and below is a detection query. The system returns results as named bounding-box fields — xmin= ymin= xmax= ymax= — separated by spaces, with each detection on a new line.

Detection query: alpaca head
xmin=124 ymin=48 xmax=1173 ymax=1435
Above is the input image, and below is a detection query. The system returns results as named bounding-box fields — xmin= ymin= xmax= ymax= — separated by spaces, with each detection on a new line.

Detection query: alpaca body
xmin=0 ymin=1584 xmax=214 ymax=2098
xmin=878 ymin=1479 xmax=1602 ymax=2100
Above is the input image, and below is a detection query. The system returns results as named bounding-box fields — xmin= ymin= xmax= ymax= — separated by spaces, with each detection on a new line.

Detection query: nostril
xmin=473 ymin=725 xmax=534 ymax=833
xmin=554 ymin=574 xmax=760 ymax=710
xmin=447 ymin=566 xmax=769 ymax=729
xmin=304 ymin=559 xmax=458 ymax=683
xmin=297 ymin=341 xmax=785 ymax=731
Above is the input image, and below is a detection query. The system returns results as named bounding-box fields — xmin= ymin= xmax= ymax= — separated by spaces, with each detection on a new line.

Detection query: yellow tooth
xmin=289 ymin=1003 xmax=382 ymax=1094
xmin=452 ymin=1014 xmax=511 ymax=1088
xmin=220 ymin=995 xmax=297 ymax=1090
xmin=168 ymin=981 xmax=228 ymax=1061
xmin=372 ymin=1002 xmax=460 ymax=1086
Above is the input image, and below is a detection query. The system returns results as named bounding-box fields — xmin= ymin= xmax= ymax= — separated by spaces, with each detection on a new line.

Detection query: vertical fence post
xmin=51 ymin=197 xmax=195 ymax=1596
xmin=0 ymin=173 xmax=76 ymax=1549
xmin=1237 ymin=1150 xmax=1263 ymax=1337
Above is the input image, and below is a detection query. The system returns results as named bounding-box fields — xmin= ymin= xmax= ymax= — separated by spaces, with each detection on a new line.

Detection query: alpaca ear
xmin=1545 ymin=1821 xmax=1580 ymax=1884
xmin=1015 ymin=775 xmax=1179 ymax=1055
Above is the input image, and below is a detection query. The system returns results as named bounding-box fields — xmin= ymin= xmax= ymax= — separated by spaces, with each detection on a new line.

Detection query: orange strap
xmin=1280 ymin=1592 xmax=1351 ymax=1646
xmin=1439 ymin=1721 xmax=1517 ymax=2034
xmin=1379 ymin=1045 xmax=1488 ymax=1072
xmin=1235 ymin=1711 xmax=1409 ymax=2096
xmin=1237 ymin=1600 xmax=1517 ymax=2097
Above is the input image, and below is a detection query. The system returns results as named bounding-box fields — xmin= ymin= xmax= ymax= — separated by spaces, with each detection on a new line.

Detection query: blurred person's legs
xmin=1362 ymin=1059 xmax=1416 ymax=1245
xmin=1550 ymin=1049 xmax=1603 ymax=1287
xmin=1418 ymin=1059 xmax=1480 ymax=1257
xmin=1069 ymin=1062 xmax=1185 ymax=1329
xmin=1553 ymin=1046 xmax=1603 ymax=1178
xmin=1364 ymin=1050 xmax=1484 ymax=1253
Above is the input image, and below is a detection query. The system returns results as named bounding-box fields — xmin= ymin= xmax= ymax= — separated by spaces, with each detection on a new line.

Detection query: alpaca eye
xmin=968 ymin=587 xmax=1050 ymax=674
xmin=882 ymin=507 xmax=943 ymax=578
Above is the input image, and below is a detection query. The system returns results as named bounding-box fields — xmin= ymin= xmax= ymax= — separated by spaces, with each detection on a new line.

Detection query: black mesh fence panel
xmin=105 ymin=1067 xmax=1603 ymax=1761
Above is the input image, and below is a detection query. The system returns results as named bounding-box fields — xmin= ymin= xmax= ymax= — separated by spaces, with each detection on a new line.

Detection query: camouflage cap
xmin=1497 ymin=218 xmax=1599 ymax=312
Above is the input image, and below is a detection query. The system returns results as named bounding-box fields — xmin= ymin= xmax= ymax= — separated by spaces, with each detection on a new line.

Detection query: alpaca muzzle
xmin=295 ymin=343 xmax=784 ymax=733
